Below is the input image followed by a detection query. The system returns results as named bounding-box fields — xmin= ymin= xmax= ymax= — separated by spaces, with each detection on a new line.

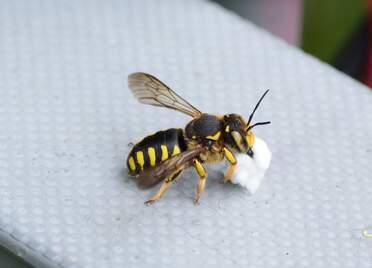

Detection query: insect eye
xmin=234 ymin=121 xmax=241 ymax=128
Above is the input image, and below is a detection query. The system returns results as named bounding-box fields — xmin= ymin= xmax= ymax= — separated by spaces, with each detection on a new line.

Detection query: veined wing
xmin=128 ymin=72 xmax=202 ymax=118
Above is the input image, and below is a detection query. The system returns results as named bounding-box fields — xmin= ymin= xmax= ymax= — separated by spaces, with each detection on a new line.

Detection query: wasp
xmin=126 ymin=73 xmax=270 ymax=204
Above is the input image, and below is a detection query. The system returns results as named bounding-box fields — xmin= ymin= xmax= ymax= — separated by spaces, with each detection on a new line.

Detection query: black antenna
xmin=246 ymin=121 xmax=271 ymax=131
xmin=247 ymin=89 xmax=270 ymax=127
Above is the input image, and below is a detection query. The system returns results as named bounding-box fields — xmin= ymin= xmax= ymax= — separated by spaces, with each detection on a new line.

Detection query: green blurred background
xmin=302 ymin=0 xmax=366 ymax=63
xmin=214 ymin=0 xmax=370 ymax=85
xmin=0 ymin=245 xmax=32 ymax=268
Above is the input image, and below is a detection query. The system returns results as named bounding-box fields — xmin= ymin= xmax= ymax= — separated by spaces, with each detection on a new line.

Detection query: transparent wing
xmin=128 ymin=72 xmax=202 ymax=118
xmin=136 ymin=146 xmax=205 ymax=189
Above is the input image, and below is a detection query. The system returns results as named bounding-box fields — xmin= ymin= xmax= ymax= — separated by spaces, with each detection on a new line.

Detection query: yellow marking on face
xmin=246 ymin=131 xmax=255 ymax=148
xmin=225 ymin=125 xmax=230 ymax=132
xmin=223 ymin=147 xmax=237 ymax=164
xmin=172 ymin=145 xmax=181 ymax=156
xmin=231 ymin=131 xmax=245 ymax=151
xmin=128 ymin=156 xmax=136 ymax=171
xmin=206 ymin=131 xmax=221 ymax=141
xmin=193 ymin=159 xmax=206 ymax=177
xmin=136 ymin=151 xmax=145 ymax=170
xmin=161 ymin=145 xmax=168 ymax=161
xmin=148 ymin=147 xmax=156 ymax=166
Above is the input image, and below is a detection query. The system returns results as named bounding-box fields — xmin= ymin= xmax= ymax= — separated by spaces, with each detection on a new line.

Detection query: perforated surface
xmin=0 ymin=0 xmax=372 ymax=267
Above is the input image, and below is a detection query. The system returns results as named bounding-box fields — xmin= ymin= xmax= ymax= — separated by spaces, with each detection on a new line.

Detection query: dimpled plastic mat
xmin=1 ymin=0 xmax=372 ymax=267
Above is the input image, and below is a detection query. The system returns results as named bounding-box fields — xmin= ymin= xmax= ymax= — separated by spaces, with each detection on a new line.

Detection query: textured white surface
xmin=0 ymin=0 xmax=372 ymax=267
xmin=231 ymin=137 xmax=272 ymax=194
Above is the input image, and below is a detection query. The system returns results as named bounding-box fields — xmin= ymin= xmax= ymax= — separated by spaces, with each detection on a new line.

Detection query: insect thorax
xmin=185 ymin=114 xmax=223 ymax=141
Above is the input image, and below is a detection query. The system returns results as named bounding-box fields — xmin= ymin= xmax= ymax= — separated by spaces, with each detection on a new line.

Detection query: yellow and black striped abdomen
xmin=127 ymin=128 xmax=187 ymax=176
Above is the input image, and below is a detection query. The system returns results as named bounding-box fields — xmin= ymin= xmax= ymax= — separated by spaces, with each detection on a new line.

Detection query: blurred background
xmin=0 ymin=1 xmax=371 ymax=268
xmin=213 ymin=0 xmax=372 ymax=87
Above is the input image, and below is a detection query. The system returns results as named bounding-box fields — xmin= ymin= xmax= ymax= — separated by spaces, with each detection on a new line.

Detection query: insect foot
xmin=144 ymin=199 xmax=157 ymax=205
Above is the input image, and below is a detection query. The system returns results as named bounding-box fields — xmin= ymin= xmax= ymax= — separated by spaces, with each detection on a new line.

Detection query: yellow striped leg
xmin=223 ymin=147 xmax=237 ymax=183
xmin=193 ymin=159 xmax=208 ymax=204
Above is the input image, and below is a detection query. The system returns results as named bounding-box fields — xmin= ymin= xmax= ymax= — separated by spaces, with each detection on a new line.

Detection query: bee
xmin=126 ymin=73 xmax=270 ymax=204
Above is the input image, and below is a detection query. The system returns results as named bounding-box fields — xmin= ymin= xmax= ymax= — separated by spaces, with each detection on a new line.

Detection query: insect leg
xmin=223 ymin=147 xmax=237 ymax=183
xmin=144 ymin=171 xmax=181 ymax=205
xmin=193 ymin=159 xmax=208 ymax=204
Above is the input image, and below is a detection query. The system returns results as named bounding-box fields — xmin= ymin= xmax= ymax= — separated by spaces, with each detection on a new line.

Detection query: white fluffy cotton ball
xmin=230 ymin=137 xmax=272 ymax=194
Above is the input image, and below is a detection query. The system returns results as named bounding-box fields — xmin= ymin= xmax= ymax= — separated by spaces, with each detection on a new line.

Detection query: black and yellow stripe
xmin=127 ymin=128 xmax=187 ymax=175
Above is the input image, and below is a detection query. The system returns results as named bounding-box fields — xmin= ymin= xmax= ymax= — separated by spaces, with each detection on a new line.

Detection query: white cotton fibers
xmin=230 ymin=137 xmax=272 ymax=194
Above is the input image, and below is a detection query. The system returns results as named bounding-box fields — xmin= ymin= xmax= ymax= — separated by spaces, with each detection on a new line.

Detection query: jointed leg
xmin=223 ymin=147 xmax=237 ymax=183
xmin=144 ymin=171 xmax=181 ymax=205
xmin=193 ymin=159 xmax=208 ymax=204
